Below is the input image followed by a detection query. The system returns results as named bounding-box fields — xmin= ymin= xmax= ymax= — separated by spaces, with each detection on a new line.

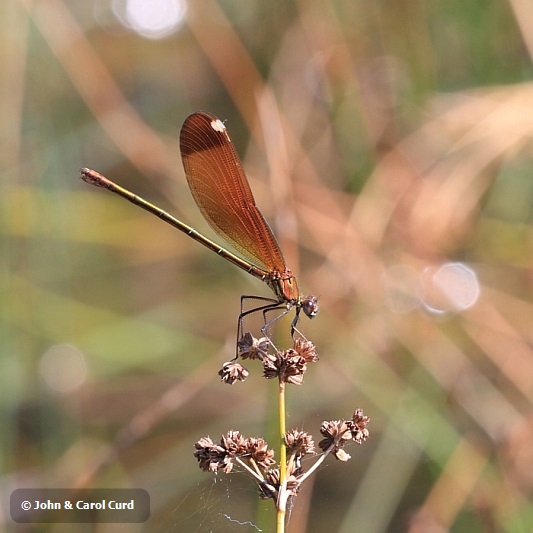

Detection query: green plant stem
xmin=276 ymin=380 xmax=287 ymax=532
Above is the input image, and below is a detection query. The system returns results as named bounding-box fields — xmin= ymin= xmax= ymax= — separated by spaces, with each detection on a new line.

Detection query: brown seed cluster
xmin=193 ymin=429 xmax=315 ymax=501
xmin=263 ymin=338 xmax=319 ymax=385
xmin=194 ymin=413 xmax=369 ymax=502
xmin=237 ymin=332 xmax=270 ymax=360
xmin=219 ymin=334 xmax=318 ymax=385
xmin=198 ymin=329 xmax=370 ymax=507
xmin=194 ymin=430 xmax=275 ymax=474
xmin=218 ymin=361 xmax=249 ymax=384
xmin=318 ymin=409 xmax=370 ymax=460
xmin=351 ymin=408 xmax=371 ymax=444
xmin=284 ymin=429 xmax=315 ymax=456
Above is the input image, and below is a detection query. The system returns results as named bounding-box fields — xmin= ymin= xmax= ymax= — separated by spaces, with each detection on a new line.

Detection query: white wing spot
xmin=211 ymin=119 xmax=226 ymax=132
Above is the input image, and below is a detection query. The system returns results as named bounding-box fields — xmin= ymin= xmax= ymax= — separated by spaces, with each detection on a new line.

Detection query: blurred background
xmin=2 ymin=0 xmax=533 ymax=531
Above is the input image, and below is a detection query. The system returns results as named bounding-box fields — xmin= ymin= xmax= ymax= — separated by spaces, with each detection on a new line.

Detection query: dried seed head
xmin=317 ymin=411 xmax=370 ymax=459
xmin=284 ymin=430 xmax=315 ymax=456
xmin=292 ymin=338 xmax=319 ymax=362
xmin=246 ymin=437 xmax=276 ymax=471
xmin=221 ymin=430 xmax=247 ymax=455
xmin=262 ymin=349 xmax=308 ymax=384
xmin=194 ymin=431 xmax=279 ymax=477
xmin=350 ymin=408 xmax=370 ymax=444
xmin=318 ymin=420 xmax=353 ymax=459
xmin=237 ymin=332 xmax=271 ymax=360
xmin=193 ymin=436 xmax=234 ymax=473
xmin=319 ymin=420 xmax=352 ymax=441
xmin=219 ymin=361 xmax=249 ymax=384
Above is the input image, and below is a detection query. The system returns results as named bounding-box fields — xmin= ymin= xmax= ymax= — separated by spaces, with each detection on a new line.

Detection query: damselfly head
xmin=301 ymin=295 xmax=319 ymax=319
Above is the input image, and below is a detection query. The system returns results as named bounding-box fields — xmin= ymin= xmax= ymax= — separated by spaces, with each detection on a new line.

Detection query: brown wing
xmin=179 ymin=112 xmax=286 ymax=272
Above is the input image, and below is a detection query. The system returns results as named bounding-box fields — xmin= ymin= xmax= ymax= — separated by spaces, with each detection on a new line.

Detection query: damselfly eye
xmin=302 ymin=296 xmax=319 ymax=319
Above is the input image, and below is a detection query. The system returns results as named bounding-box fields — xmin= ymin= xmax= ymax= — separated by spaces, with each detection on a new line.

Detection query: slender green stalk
xmin=276 ymin=380 xmax=287 ymax=532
